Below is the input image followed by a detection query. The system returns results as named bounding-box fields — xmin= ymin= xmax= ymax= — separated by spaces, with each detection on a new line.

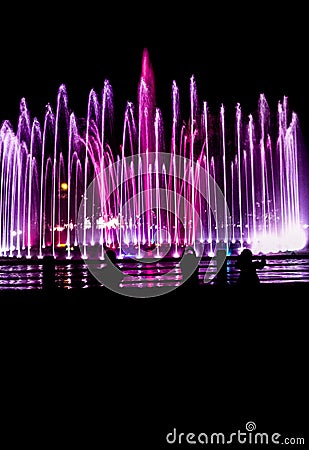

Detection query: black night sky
xmin=1 ymin=4 xmax=308 ymax=154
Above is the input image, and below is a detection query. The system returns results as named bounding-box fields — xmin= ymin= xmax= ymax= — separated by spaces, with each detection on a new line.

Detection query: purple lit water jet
xmin=0 ymin=48 xmax=307 ymax=259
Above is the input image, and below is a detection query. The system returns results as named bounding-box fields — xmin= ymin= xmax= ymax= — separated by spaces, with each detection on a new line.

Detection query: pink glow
xmin=0 ymin=49 xmax=307 ymax=259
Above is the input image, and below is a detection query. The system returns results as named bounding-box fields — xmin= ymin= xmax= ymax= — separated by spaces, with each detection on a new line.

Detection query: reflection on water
xmin=1 ymin=256 xmax=309 ymax=291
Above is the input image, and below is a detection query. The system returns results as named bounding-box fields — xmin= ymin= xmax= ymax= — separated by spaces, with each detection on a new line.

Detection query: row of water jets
xmin=0 ymin=48 xmax=307 ymax=259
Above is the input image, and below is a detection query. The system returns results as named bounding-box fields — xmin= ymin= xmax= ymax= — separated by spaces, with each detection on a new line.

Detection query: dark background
xmin=1 ymin=3 xmax=307 ymax=448
xmin=1 ymin=3 xmax=308 ymax=150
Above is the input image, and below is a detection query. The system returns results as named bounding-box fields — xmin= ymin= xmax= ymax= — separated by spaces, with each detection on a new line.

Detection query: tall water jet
xmin=0 ymin=48 xmax=308 ymax=259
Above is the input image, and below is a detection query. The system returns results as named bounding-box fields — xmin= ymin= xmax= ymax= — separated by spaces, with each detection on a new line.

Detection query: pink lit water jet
xmin=0 ymin=48 xmax=307 ymax=259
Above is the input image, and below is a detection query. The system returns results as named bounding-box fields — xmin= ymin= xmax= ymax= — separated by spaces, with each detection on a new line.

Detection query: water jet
xmin=0 ymin=48 xmax=307 ymax=260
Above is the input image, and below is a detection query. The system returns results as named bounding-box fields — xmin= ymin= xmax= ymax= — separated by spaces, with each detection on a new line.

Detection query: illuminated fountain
xmin=0 ymin=48 xmax=308 ymax=259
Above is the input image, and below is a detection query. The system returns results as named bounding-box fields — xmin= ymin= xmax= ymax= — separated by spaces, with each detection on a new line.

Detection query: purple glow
xmin=0 ymin=48 xmax=308 ymax=259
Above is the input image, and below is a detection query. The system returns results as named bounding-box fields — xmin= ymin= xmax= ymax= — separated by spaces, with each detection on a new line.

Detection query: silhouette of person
xmin=101 ymin=248 xmax=125 ymax=289
xmin=235 ymin=248 xmax=266 ymax=286
xmin=179 ymin=245 xmax=199 ymax=287
xmin=215 ymin=249 xmax=228 ymax=285
xmin=42 ymin=255 xmax=56 ymax=290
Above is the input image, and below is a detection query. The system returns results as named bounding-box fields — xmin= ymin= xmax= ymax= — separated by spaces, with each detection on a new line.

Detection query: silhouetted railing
xmin=1 ymin=253 xmax=309 ymax=291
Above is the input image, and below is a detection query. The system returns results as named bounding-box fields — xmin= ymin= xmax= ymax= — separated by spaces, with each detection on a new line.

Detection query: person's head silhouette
xmin=180 ymin=245 xmax=199 ymax=285
xmin=236 ymin=248 xmax=266 ymax=286
xmin=238 ymin=248 xmax=253 ymax=264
